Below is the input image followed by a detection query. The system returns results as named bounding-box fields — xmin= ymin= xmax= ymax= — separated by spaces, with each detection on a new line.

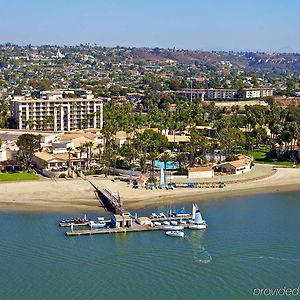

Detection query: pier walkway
xmin=87 ymin=180 xmax=124 ymax=214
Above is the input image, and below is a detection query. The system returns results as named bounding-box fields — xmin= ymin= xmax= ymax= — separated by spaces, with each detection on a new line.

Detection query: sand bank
xmin=0 ymin=166 xmax=299 ymax=212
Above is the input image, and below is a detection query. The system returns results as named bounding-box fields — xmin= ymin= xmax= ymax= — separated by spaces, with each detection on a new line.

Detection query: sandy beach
xmin=0 ymin=165 xmax=299 ymax=212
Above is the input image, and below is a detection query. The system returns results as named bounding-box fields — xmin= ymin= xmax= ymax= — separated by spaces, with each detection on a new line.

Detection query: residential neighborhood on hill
xmin=0 ymin=44 xmax=299 ymax=185
xmin=1 ymin=0 xmax=300 ymax=298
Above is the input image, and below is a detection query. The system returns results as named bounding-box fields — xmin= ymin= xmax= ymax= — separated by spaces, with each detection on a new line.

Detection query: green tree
xmin=37 ymin=78 xmax=52 ymax=90
xmin=84 ymin=141 xmax=94 ymax=169
xmin=175 ymin=152 xmax=187 ymax=169
xmin=16 ymin=134 xmax=42 ymax=169
xmin=160 ymin=151 xmax=171 ymax=171
xmin=67 ymin=146 xmax=73 ymax=177
xmin=169 ymin=79 xmax=181 ymax=91
xmin=76 ymin=145 xmax=85 ymax=170
xmin=187 ymin=128 xmax=210 ymax=166
xmin=217 ymin=128 xmax=246 ymax=156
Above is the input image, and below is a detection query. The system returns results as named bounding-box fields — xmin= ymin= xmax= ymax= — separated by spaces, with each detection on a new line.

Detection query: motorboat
xmin=189 ymin=204 xmax=207 ymax=230
xmin=170 ymin=220 xmax=178 ymax=226
xmin=162 ymin=221 xmax=170 ymax=225
xmin=151 ymin=213 xmax=158 ymax=218
xmin=154 ymin=221 xmax=161 ymax=226
xmin=59 ymin=214 xmax=90 ymax=227
xmin=89 ymin=220 xmax=106 ymax=229
xmin=179 ymin=219 xmax=187 ymax=225
xmin=165 ymin=231 xmax=185 ymax=237
xmin=159 ymin=213 xmax=166 ymax=218
xmin=163 ymin=225 xmax=184 ymax=231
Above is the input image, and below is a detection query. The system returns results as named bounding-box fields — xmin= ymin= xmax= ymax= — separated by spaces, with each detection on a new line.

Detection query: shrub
xmin=173 ymin=168 xmax=188 ymax=175
xmin=59 ymin=173 xmax=66 ymax=178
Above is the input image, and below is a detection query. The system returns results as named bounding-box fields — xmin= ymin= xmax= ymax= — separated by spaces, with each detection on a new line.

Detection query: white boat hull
xmin=189 ymin=223 xmax=207 ymax=230
xmin=165 ymin=231 xmax=185 ymax=237
xmin=163 ymin=225 xmax=184 ymax=231
xmin=89 ymin=221 xmax=106 ymax=229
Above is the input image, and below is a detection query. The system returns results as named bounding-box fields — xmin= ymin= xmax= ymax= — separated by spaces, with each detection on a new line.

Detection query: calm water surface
xmin=0 ymin=192 xmax=299 ymax=300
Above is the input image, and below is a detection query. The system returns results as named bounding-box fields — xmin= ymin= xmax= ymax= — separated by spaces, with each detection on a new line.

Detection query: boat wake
xmin=193 ymin=246 xmax=212 ymax=264
xmin=186 ymin=236 xmax=212 ymax=264
xmin=246 ymin=256 xmax=300 ymax=262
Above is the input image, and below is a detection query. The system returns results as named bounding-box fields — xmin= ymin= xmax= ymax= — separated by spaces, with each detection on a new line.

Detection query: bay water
xmin=0 ymin=192 xmax=299 ymax=300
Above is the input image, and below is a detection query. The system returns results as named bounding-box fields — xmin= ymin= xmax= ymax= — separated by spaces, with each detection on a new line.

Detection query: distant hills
xmin=1 ymin=43 xmax=300 ymax=75
xmin=129 ymin=48 xmax=300 ymax=74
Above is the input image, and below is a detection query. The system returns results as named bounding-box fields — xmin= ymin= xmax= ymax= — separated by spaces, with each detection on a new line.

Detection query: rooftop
xmin=12 ymin=97 xmax=106 ymax=103
xmin=188 ymin=165 xmax=214 ymax=172
xmin=224 ymin=159 xmax=250 ymax=168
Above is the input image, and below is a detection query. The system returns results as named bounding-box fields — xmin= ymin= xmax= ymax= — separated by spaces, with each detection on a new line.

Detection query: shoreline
xmin=0 ymin=166 xmax=299 ymax=213
xmin=125 ymin=182 xmax=300 ymax=211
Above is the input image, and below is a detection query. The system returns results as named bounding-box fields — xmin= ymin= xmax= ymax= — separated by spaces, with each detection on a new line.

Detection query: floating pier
xmin=66 ymin=222 xmax=190 ymax=236
xmin=64 ymin=214 xmax=194 ymax=237
xmin=61 ymin=184 xmax=203 ymax=238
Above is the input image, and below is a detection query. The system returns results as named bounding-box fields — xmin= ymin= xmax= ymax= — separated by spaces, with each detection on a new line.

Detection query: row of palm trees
xmin=66 ymin=141 xmax=103 ymax=176
xmin=64 ymin=132 xmax=191 ymax=178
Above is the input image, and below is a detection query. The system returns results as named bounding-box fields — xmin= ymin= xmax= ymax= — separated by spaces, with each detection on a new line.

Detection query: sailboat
xmin=189 ymin=204 xmax=207 ymax=230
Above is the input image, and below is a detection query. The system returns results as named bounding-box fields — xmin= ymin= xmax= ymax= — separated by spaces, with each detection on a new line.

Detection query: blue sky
xmin=1 ymin=0 xmax=299 ymax=52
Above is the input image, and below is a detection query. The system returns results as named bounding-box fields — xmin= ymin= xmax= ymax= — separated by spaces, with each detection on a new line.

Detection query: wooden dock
xmin=66 ymin=223 xmax=190 ymax=236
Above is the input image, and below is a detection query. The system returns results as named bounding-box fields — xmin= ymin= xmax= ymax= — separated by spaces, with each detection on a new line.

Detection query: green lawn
xmin=247 ymin=146 xmax=300 ymax=167
xmin=0 ymin=172 xmax=40 ymax=182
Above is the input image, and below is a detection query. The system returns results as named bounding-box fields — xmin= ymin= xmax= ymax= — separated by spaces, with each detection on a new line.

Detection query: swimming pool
xmin=154 ymin=160 xmax=179 ymax=170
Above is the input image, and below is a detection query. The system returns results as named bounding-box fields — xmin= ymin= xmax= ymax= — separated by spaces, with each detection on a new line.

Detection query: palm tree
xmin=160 ymin=151 xmax=171 ymax=172
xmin=139 ymin=154 xmax=147 ymax=174
xmin=84 ymin=141 xmax=94 ymax=169
xmin=288 ymin=122 xmax=299 ymax=151
xmin=25 ymin=119 xmax=35 ymax=130
xmin=148 ymin=150 xmax=159 ymax=182
xmin=187 ymin=127 xmax=210 ymax=166
xmin=67 ymin=146 xmax=73 ymax=177
xmin=76 ymin=145 xmax=85 ymax=170
xmin=175 ymin=152 xmax=187 ymax=169
xmin=96 ymin=143 xmax=103 ymax=163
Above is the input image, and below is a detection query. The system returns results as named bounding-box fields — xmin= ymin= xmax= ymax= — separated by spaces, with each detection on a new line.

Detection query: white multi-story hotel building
xmin=12 ymin=94 xmax=105 ymax=132
xmin=176 ymin=89 xmax=206 ymax=100
xmin=241 ymin=88 xmax=274 ymax=99
xmin=260 ymin=88 xmax=274 ymax=98
xmin=176 ymin=88 xmax=274 ymax=100
xmin=176 ymin=88 xmax=237 ymax=100
xmin=206 ymin=89 xmax=237 ymax=100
